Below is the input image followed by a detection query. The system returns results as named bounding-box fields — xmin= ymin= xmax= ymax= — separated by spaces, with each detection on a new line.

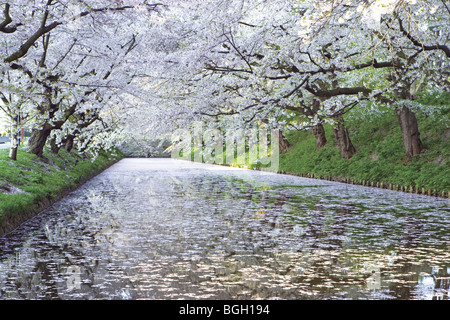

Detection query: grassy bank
xmin=279 ymin=101 xmax=449 ymax=197
xmin=0 ymin=147 xmax=124 ymax=235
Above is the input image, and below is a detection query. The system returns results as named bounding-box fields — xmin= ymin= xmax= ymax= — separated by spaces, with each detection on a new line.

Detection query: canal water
xmin=0 ymin=158 xmax=449 ymax=300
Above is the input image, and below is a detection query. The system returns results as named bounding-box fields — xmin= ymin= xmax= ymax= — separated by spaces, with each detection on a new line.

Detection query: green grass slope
xmin=280 ymin=101 xmax=449 ymax=196
xmin=0 ymin=147 xmax=123 ymax=234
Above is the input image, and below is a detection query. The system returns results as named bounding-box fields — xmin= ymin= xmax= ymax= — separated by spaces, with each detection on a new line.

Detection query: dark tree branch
xmin=396 ymin=13 xmax=450 ymax=58
xmin=282 ymin=77 xmax=310 ymax=99
xmin=199 ymin=110 xmax=238 ymax=117
xmin=204 ymin=65 xmax=253 ymax=74
xmin=4 ymin=21 xmax=61 ymax=63
xmin=238 ymin=21 xmax=258 ymax=28
xmin=305 ymin=85 xmax=372 ymax=98
xmin=9 ymin=62 xmax=34 ymax=79
xmin=0 ymin=3 xmax=22 ymax=33
xmin=52 ymin=39 xmax=77 ymax=70
xmin=4 ymin=3 xmax=162 ymax=63
xmin=223 ymin=29 xmax=254 ymax=73
xmin=441 ymin=0 xmax=450 ymax=16
xmin=264 ymin=74 xmax=293 ymax=80
xmin=0 ymin=4 xmax=12 ymax=31
xmin=4 ymin=2 xmax=56 ymax=62
xmin=74 ymin=3 xmax=165 ymax=21
xmin=0 ymin=91 xmax=10 ymax=106
xmin=39 ymin=34 xmax=51 ymax=68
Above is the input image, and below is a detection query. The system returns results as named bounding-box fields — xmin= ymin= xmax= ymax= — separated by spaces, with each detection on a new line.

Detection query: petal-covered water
xmin=0 ymin=159 xmax=449 ymax=300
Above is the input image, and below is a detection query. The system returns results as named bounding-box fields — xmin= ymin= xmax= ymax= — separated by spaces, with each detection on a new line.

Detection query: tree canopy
xmin=0 ymin=0 xmax=448 ymax=161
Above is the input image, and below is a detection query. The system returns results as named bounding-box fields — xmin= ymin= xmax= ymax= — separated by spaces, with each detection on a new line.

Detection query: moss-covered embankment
xmin=0 ymin=147 xmax=123 ymax=236
xmin=278 ymin=103 xmax=449 ymax=198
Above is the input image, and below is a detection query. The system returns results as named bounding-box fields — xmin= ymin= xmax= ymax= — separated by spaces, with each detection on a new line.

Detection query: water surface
xmin=0 ymin=159 xmax=449 ymax=300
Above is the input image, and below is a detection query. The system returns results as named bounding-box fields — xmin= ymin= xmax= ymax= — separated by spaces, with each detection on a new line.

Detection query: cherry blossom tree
xmin=1 ymin=0 xmax=448 ymax=162
xmin=145 ymin=0 xmax=448 ymax=160
xmin=0 ymin=0 xmax=164 ymax=160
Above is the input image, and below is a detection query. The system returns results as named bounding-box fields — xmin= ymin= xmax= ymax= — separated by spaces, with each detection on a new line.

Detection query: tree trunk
xmin=333 ymin=120 xmax=356 ymax=159
xmin=396 ymin=106 xmax=423 ymax=161
xmin=27 ymin=125 xmax=52 ymax=157
xmin=312 ymin=123 xmax=327 ymax=149
xmin=9 ymin=131 xmax=19 ymax=161
xmin=63 ymin=135 xmax=75 ymax=153
xmin=278 ymin=130 xmax=292 ymax=154
xmin=9 ymin=139 xmax=18 ymax=161
xmin=49 ymin=137 xmax=61 ymax=154
xmin=78 ymin=136 xmax=91 ymax=153
xmin=8 ymin=116 xmax=20 ymax=161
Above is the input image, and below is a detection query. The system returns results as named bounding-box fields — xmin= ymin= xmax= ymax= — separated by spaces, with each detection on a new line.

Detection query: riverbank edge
xmin=276 ymin=170 xmax=450 ymax=199
xmin=0 ymin=151 xmax=124 ymax=237
xmin=178 ymin=159 xmax=450 ymax=199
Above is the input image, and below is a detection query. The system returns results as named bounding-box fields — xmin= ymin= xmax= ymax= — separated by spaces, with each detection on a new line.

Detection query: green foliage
xmin=0 ymin=147 xmax=123 ymax=225
xmin=280 ymin=104 xmax=450 ymax=193
xmin=416 ymin=91 xmax=450 ymax=107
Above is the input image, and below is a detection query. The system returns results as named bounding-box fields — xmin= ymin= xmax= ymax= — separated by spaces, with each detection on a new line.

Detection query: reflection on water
xmin=0 ymin=159 xmax=449 ymax=300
